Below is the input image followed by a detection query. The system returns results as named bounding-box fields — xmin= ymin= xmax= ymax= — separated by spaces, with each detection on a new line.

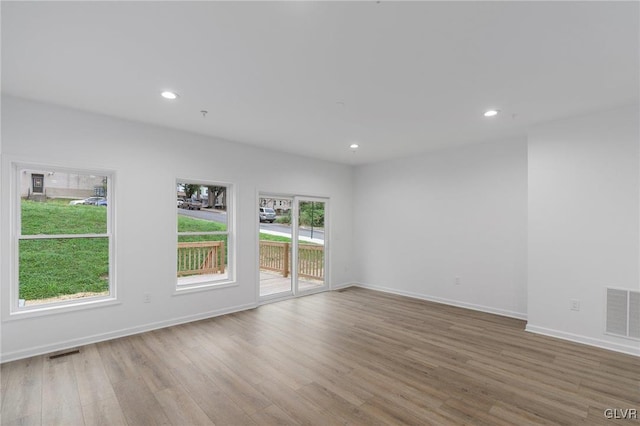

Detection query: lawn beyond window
xmin=22 ymin=199 xmax=107 ymax=235
xmin=16 ymin=166 xmax=111 ymax=308
xmin=19 ymin=238 xmax=108 ymax=300
xmin=177 ymin=215 xmax=226 ymax=234
xmin=19 ymin=200 xmax=109 ymax=302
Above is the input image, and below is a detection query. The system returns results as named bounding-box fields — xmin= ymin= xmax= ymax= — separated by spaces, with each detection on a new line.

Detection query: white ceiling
xmin=2 ymin=1 xmax=638 ymax=165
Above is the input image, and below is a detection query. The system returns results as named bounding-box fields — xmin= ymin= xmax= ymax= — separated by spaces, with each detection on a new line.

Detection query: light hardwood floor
xmin=2 ymin=287 xmax=639 ymax=425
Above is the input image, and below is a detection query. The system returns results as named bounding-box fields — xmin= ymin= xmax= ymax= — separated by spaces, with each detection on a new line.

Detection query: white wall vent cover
xmin=606 ymin=288 xmax=640 ymax=340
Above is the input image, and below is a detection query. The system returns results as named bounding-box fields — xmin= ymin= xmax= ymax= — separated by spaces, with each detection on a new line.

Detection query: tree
xmin=299 ymin=202 xmax=324 ymax=227
xmin=207 ymin=186 xmax=226 ymax=209
xmin=183 ymin=184 xmax=201 ymax=199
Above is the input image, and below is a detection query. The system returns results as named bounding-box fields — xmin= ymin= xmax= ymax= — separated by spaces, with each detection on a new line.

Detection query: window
xmin=176 ymin=181 xmax=233 ymax=290
xmin=14 ymin=164 xmax=114 ymax=312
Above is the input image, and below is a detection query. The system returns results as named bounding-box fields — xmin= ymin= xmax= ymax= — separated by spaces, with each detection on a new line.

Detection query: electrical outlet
xmin=570 ymin=299 xmax=580 ymax=311
xmin=455 ymin=277 xmax=461 ymax=285
xmin=144 ymin=293 xmax=151 ymax=303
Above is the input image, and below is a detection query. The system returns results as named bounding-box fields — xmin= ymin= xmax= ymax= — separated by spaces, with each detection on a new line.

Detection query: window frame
xmin=9 ymin=162 xmax=117 ymax=318
xmin=175 ymin=179 xmax=235 ymax=294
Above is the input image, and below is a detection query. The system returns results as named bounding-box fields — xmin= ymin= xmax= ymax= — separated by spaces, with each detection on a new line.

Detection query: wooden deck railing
xmin=259 ymin=240 xmax=324 ymax=280
xmin=260 ymin=241 xmax=291 ymax=277
xmin=297 ymin=244 xmax=324 ymax=280
xmin=177 ymin=241 xmax=225 ymax=276
xmin=177 ymin=240 xmax=322 ymax=279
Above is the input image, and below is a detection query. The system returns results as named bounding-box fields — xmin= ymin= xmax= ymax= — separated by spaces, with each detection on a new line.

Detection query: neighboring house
xmin=260 ymin=198 xmax=291 ymax=214
xmin=21 ymin=169 xmax=106 ymax=200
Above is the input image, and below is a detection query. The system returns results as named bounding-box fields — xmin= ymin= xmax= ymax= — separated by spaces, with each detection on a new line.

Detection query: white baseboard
xmin=331 ymin=282 xmax=355 ymax=290
xmin=526 ymin=324 xmax=640 ymax=357
xmin=352 ymin=281 xmax=527 ymax=320
xmin=0 ymin=302 xmax=257 ymax=363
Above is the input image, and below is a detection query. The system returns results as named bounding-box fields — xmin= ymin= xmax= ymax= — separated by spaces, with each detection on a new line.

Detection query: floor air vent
xmin=606 ymin=288 xmax=640 ymax=340
xmin=48 ymin=348 xmax=80 ymax=360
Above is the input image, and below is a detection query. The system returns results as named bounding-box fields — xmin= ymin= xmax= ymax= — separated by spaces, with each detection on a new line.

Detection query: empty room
xmin=1 ymin=1 xmax=639 ymax=425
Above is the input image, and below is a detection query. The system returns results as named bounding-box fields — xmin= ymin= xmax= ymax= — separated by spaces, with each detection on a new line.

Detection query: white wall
xmin=527 ymin=104 xmax=640 ymax=355
xmin=2 ymin=96 xmax=638 ymax=361
xmin=0 ymin=96 xmax=355 ymax=361
xmin=353 ymin=138 xmax=528 ymax=319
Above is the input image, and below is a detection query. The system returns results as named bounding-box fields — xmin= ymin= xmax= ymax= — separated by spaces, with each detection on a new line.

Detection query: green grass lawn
xmin=177 ymin=214 xmax=226 ymax=243
xmin=20 ymin=200 xmax=109 ymax=300
xmin=22 ymin=198 xmax=107 ymax=235
xmin=20 ymin=238 xmax=109 ymax=300
xmin=259 ymin=233 xmax=292 ymax=243
xmin=259 ymin=232 xmax=319 ymax=245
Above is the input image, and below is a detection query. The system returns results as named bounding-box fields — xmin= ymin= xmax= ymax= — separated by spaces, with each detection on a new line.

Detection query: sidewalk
xmin=259 ymin=229 xmax=324 ymax=245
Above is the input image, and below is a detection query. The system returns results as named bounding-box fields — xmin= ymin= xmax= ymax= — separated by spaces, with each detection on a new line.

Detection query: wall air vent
xmin=606 ymin=288 xmax=640 ymax=340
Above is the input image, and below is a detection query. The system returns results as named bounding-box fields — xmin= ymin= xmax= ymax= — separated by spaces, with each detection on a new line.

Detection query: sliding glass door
xmin=259 ymin=195 xmax=328 ymax=300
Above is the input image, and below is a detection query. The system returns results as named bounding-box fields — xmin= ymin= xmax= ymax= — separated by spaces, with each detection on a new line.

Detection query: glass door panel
xmin=259 ymin=196 xmax=293 ymax=298
xmin=296 ymin=199 xmax=326 ymax=293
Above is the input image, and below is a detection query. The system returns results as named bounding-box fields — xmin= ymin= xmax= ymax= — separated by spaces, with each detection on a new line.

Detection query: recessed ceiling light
xmin=161 ymin=91 xmax=179 ymax=100
xmin=349 ymin=143 xmax=359 ymax=149
xmin=483 ymin=109 xmax=499 ymax=117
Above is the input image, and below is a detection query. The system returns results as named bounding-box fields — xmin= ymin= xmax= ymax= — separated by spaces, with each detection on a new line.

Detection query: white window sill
xmin=6 ymin=295 xmax=120 ymax=321
xmin=174 ymin=274 xmax=237 ymax=295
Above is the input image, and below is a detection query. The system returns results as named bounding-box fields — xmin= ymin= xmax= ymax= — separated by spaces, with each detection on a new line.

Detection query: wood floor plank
xmin=126 ymin=335 xmax=181 ymax=393
xmin=71 ymin=344 xmax=117 ymax=407
xmin=96 ymin=338 xmax=141 ymax=385
xmin=154 ymin=384 xmax=215 ymax=426
xmin=252 ymin=379 xmax=340 ymax=426
xmin=0 ymin=413 xmax=42 ymax=426
xmin=139 ymin=330 xmax=195 ymax=370
xmin=2 ymin=287 xmax=638 ymax=425
xmin=180 ymin=345 xmax=272 ymax=415
xmin=359 ymin=395 xmax=438 ymax=426
xmin=249 ymin=403 xmax=299 ymax=425
xmin=311 ymin=369 xmax=374 ymax=407
xmin=41 ymin=357 xmax=81 ymax=414
xmin=113 ymin=376 xmax=171 ymax=426
xmin=1 ymin=356 xmax=43 ymax=424
xmin=296 ymin=382 xmax=386 ymax=426
xmin=41 ymin=404 xmax=84 ymax=426
xmin=81 ymin=396 xmax=127 ymax=426
xmin=170 ymin=363 xmax=257 ymax=425
xmin=489 ymin=401 xmax=559 ymax=426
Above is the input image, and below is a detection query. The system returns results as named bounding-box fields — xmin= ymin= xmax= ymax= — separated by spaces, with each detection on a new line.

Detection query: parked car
xmin=83 ymin=197 xmax=106 ymax=205
xmin=259 ymin=207 xmax=276 ymax=223
xmin=69 ymin=197 xmax=105 ymax=206
xmin=181 ymin=199 xmax=202 ymax=210
xmin=96 ymin=199 xmax=107 ymax=207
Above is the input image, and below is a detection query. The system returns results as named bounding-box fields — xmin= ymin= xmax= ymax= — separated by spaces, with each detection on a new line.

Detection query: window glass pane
xmin=297 ymin=200 xmax=326 ymax=292
xmin=20 ymin=169 xmax=108 ymax=235
xmin=177 ymin=183 xmax=228 ymax=231
xmin=176 ymin=181 xmax=231 ymax=287
xmin=19 ymin=238 xmax=109 ymax=305
xmin=259 ymin=196 xmax=293 ymax=297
